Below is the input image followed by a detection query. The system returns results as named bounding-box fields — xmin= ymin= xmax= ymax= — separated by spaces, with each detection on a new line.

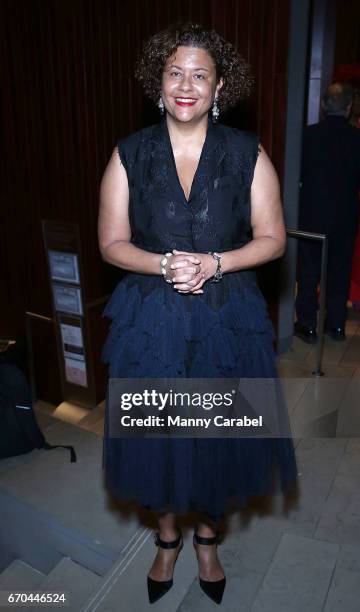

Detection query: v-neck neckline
xmin=163 ymin=116 xmax=212 ymax=204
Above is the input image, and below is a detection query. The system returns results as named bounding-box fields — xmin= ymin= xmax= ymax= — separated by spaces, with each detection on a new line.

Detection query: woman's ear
xmin=216 ymin=77 xmax=224 ymax=97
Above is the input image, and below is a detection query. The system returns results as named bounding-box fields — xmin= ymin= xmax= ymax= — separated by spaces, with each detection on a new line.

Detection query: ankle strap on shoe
xmin=154 ymin=529 xmax=182 ymax=549
xmin=194 ymin=530 xmax=220 ymax=545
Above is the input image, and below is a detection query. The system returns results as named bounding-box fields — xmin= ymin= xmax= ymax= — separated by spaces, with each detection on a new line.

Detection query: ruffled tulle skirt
xmin=101 ymin=272 xmax=298 ymax=520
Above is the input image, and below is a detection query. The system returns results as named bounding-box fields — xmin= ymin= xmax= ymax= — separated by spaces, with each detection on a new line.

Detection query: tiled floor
xmin=20 ymin=307 xmax=360 ymax=610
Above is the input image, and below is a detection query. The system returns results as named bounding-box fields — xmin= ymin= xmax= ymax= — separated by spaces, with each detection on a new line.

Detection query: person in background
xmin=295 ymin=83 xmax=360 ymax=343
xmin=348 ymin=89 xmax=360 ymax=310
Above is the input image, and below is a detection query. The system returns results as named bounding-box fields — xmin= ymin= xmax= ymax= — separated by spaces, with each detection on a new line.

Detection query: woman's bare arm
xmin=216 ymin=144 xmax=286 ymax=273
xmin=98 ymin=147 xmax=162 ymax=273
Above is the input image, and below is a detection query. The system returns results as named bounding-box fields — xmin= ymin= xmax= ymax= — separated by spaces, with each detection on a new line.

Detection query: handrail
xmin=286 ymin=228 xmax=328 ymax=377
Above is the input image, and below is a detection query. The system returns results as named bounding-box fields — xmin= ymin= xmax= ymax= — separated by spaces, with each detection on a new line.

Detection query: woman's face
xmin=161 ymin=46 xmax=223 ymax=124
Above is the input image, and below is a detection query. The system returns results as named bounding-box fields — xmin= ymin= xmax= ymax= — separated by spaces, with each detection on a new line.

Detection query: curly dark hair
xmin=135 ymin=22 xmax=254 ymax=112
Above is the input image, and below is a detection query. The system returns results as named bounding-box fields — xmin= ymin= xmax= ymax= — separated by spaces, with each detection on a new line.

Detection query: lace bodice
xmin=117 ymin=117 xmax=260 ymax=255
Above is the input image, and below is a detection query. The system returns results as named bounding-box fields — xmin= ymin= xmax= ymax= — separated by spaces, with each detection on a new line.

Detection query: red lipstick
xmin=175 ymin=98 xmax=197 ymax=107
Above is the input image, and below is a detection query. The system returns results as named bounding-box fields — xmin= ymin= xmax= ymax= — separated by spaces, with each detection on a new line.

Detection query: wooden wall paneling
xmin=123 ymin=6 xmax=135 ymax=134
xmin=80 ymin=1 xmax=118 ymax=305
xmin=44 ymin=3 xmax=63 ymax=218
xmin=211 ymin=0 xmax=226 ymax=34
xmin=272 ymin=74 xmax=288 ymax=181
xmin=97 ymin=2 xmax=112 ymax=177
xmin=1 ymin=4 xmax=32 ymax=333
xmin=272 ymin=0 xmax=290 ymax=180
xmin=225 ymin=0 xmax=249 ymax=54
xmin=56 ymin=5 xmax=74 ymax=222
xmin=27 ymin=3 xmax=53 ymax=317
xmin=259 ymin=0 xmax=277 ymax=154
xmin=37 ymin=2 xmax=58 ymax=218
xmin=79 ymin=1 xmax=105 ymax=303
xmin=188 ymin=0 xmax=208 ymax=26
xmin=154 ymin=0 xmax=171 ymax=32
xmin=70 ymin=2 xmax=92 ymax=305
xmin=223 ymin=0 xmax=237 ymax=47
xmin=168 ymin=0 xmax=190 ymax=24
xmin=91 ymin=1 xmax=117 ymax=302
xmin=1 ymin=40 xmax=16 ymax=333
xmin=114 ymin=0 xmax=127 ymax=133
xmin=248 ymin=0 xmax=265 ymax=133
xmin=335 ymin=0 xmax=360 ymax=66
xmin=275 ymin=0 xmax=290 ymax=75
xmin=0 ymin=6 xmax=15 ymax=191
xmin=133 ymin=0 xmax=145 ymax=125
xmin=102 ymin=1 xmax=115 ymax=155
xmin=13 ymin=5 xmax=31 ymax=197
xmin=128 ymin=1 xmax=143 ymax=135
xmin=211 ymin=1 xmax=250 ymax=132
xmin=233 ymin=0 xmax=253 ymax=130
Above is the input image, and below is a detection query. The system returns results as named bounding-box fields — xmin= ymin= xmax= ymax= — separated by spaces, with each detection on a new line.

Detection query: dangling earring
xmin=158 ymin=97 xmax=165 ymax=115
xmin=212 ymin=97 xmax=220 ymax=122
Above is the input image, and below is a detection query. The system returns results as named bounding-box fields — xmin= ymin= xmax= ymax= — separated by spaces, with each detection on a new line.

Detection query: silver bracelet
xmin=160 ymin=252 xmax=173 ymax=283
xmin=208 ymin=251 xmax=223 ymax=282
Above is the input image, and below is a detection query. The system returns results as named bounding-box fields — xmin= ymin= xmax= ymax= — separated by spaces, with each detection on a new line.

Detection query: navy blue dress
xmin=101 ymin=117 xmax=298 ymax=521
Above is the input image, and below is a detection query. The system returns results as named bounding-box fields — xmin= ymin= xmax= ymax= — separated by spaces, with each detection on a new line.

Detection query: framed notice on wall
xmin=64 ymin=357 xmax=87 ymax=387
xmin=48 ymin=250 xmax=80 ymax=284
xmin=59 ymin=316 xmax=88 ymax=388
xmin=52 ymin=284 xmax=83 ymax=316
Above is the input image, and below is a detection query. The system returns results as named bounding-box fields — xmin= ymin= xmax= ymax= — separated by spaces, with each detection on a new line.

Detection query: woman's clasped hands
xmin=166 ymin=249 xmax=218 ymax=294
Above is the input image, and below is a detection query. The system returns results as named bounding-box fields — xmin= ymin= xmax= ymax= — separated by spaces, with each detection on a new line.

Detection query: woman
xmin=99 ymin=22 xmax=298 ymax=606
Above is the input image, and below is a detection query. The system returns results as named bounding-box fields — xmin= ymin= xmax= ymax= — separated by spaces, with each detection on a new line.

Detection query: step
xmin=0 ymin=559 xmax=45 ymax=590
xmin=51 ymin=402 xmax=91 ymax=426
xmin=78 ymin=402 xmax=105 ymax=435
xmin=0 ymin=548 xmax=14 ymax=574
xmin=0 ymin=419 xmax=139 ymax=559
xmin=0 ymin=487 xmax=119 ymax=577
xmin=80 ymin=527 xmax=198 ymax=612
xmin=38 ymin=557 xmax=101 ymax=612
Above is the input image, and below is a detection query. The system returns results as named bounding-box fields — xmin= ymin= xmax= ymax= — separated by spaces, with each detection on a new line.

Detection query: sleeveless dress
xmin=101 ymin=117 xmax=298 ymax=522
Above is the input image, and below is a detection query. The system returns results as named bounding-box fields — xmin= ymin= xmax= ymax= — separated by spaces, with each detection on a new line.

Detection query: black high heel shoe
xmin=193 ymin=528 xmax=226 ymax=605
xmin=147 ymin=526 xmax=183 ymax=604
